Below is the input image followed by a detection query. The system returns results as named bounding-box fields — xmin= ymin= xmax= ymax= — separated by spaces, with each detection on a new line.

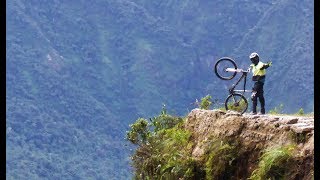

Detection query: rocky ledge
xmin=184 ymin=109 xmax=314 ymax=179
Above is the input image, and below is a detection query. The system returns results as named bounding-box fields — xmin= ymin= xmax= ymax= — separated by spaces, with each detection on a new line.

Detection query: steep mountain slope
xmin=6 ymin=0 xmax=313 ymax=179
xmin=231 ymin=0 xmax=314 ymax=111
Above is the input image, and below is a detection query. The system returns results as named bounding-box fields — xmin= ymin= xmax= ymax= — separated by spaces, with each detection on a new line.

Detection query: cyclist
xmin=249 ymin=52 xmax=272 ymax=114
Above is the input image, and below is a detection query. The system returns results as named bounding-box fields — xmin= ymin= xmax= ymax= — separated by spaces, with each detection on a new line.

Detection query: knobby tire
xmin=214 ymin=57 xmax=237 ymax=80
xmin=225 ymin=93 xmax=248 ymax=114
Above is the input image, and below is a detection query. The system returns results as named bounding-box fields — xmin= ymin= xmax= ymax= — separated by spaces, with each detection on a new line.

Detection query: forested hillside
xmin=6 ymin=0 xmax=313 ymax=179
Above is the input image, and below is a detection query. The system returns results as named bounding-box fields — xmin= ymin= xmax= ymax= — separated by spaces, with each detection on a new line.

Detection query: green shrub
xmin=158 ymin=127 xmax=196 ymax=179
xmin=199 ymin=95 xmax=212 ymax=110
xmin=269 ymin=104 xmax=284 ymax=114
xmin=249 ymin=145 xmax=295 ymax=180
xmin=296 ymin=108 xmax=304 ymax=115
xmin=126 ymin=118 xmax=151 ymax=145
xmin=204 ymin=138 xmax=239 ymax=180
xmin=149 ymin=105 xmax=183 ymax=132
xmin=127 ymin=107 xmax=199 ymax=179
xmin=131 ymin=126 xmax=197 ymax=179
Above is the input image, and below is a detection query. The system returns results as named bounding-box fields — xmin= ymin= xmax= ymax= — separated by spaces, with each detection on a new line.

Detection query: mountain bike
xmin=214 ymin=57 xmax=252 ymax=114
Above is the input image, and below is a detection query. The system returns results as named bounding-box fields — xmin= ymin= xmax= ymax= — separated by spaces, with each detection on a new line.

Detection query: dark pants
xmin=252 ymin=81 xmax=265 ymax=113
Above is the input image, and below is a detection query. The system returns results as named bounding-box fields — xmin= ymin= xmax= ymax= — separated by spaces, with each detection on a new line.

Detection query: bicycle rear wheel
xmin=225 ymin=93 xmax=248 ymax=114
xmin=214 ymin=57 xmax=237 ymax=80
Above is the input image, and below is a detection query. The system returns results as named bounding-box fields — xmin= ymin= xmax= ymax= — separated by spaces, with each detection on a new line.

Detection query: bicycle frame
xmin=226 ymin=68 xmax=252 ymax=95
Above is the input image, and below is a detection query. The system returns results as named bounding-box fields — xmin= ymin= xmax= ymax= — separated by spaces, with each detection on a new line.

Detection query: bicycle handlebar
xmin=226 ymin=67 xmax=251 ymax=73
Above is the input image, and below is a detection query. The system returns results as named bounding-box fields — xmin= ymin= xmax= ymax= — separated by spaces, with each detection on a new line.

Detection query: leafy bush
xmin=126 ymin=118 xmax=151 ymax=145
xmin=204 ymin=138 xmax=239 ymax=180
xmin=149 ymin=105 xmax=183 ymax=132
xmin=157 ymin=128 xmax=196 ymax=179
xmin=126 ymin=107 xmax=199 ymax=179
xmin=269 ymin=104 xmax=284 ymax=114
xmin=249 ymin=145 xmax=295 ymax=180
xmin=296 ymin=108 xmax=304 ymax=115
xmin=199 ymin=95 xmax=213 ymax=110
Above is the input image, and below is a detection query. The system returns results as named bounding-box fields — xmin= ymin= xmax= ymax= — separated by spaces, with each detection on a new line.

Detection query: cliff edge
xmin=184 ymin=109 xmax=314 ymax=179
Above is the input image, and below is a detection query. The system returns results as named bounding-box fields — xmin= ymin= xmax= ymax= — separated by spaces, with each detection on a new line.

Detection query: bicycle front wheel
xmin=225 ymin=93 xmax=248 ymax=114
xmin=214 ymin=57 xmax=237 ymax=80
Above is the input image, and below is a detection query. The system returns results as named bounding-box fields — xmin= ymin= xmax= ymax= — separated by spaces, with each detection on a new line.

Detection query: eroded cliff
xmin=184 ymin=109 xmax=314 ymax=179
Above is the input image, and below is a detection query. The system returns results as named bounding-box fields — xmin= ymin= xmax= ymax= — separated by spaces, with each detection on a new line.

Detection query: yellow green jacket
xmin=250 ymin=61 xmax=267 ymax=76
xmin=250 ymin=61 xmax=270 ymax=82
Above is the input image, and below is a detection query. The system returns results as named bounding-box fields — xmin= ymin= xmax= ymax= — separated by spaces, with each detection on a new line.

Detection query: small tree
xmin=199 ymin=95 xmax=213 ymax=110
xmin=126 ymin=118 xmax=150 ymax=146
xmin=149 ymin=104 xmax=183 ymax=132
xmin=297 ymin=108 xmax=304 ymax=115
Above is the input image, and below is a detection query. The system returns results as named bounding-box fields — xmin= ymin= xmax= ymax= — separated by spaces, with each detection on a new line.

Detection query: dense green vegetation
xmin=7 ymin=0 xmax=313 ymax=178
xmin=126 ymin=108 xmax=197 ymax=179
xmin=204 ymin=138 xmax=241 ymax=179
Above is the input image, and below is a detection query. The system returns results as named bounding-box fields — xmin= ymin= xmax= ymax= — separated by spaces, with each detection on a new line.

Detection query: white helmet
xmin=249 ymin=52 xmax=259 ymax=64
xmin=249 ymin=52 xmax=259 ymax=59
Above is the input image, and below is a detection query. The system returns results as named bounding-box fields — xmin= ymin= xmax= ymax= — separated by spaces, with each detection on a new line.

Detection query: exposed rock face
xmin=184 ymin=109 xmax=314 ymax=179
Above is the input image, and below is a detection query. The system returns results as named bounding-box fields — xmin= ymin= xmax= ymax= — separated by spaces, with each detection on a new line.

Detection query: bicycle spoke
xmin=214 ymin=57 xmax=237 ymax=80
xmin=225 ymin=94 xmax=248 ymax=114
xmin=217 ymin=61 xmax=234 ymax=78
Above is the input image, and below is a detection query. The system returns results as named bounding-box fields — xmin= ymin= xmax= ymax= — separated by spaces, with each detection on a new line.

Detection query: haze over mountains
xmin=6 ymin=0 xmax=313 ymax=179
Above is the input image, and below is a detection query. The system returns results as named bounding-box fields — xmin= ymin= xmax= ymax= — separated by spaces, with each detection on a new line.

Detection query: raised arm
xmin=260 ymin=61 xmax=272 ymax=70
